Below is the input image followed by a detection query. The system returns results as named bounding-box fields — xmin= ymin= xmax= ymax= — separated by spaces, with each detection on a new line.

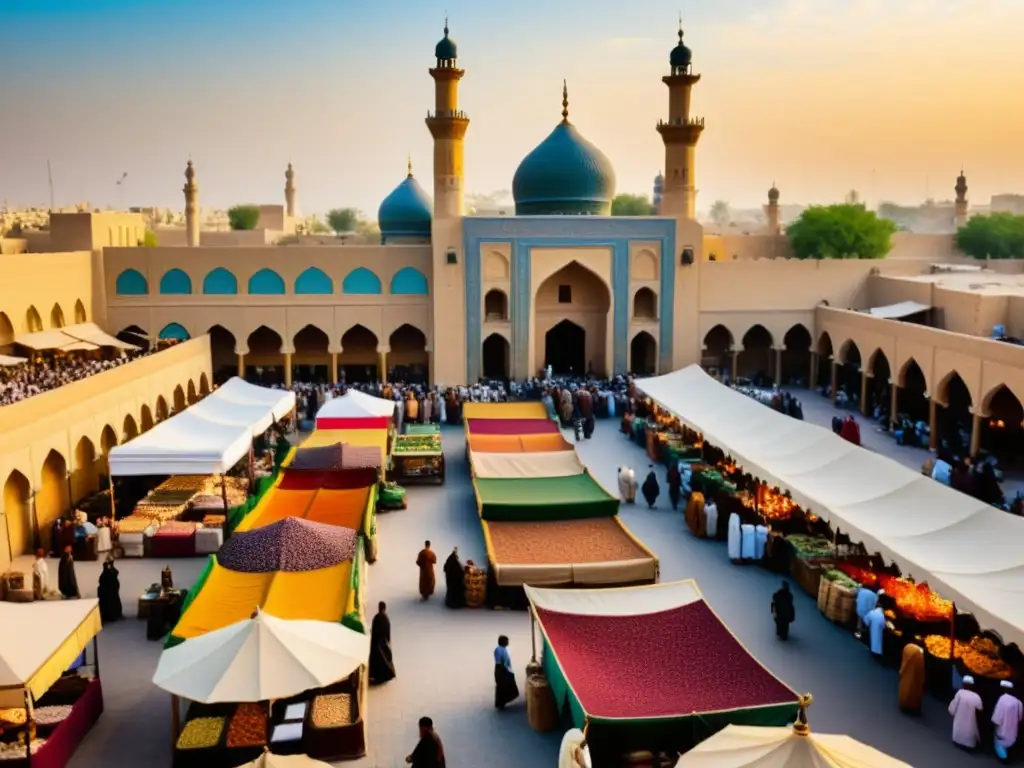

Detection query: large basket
xmin=817 ymin=575 xmax=833 ymax=613
xmin=825 ymin=583 xmax=858 ymax=626
xmin=792 ymin=557 xmax=833 ymax=598
xmin=464 ymin=569 xmax=486 ymax=608
xmin=526 ymin=676 xmax=557 ymax=733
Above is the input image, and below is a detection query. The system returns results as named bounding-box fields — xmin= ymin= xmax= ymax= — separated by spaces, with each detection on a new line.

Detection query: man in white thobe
xmin=993 ymin=680 xmax=1023 ymax=761
xmin=949 ymin=676 xmax=984 ymax=750
xmin=33 ymin=548 xmax=50 ymax=597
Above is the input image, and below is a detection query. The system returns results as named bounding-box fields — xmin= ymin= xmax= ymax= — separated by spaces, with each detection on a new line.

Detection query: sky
xmin=1 ymin=0 xmax=1023 ymax=217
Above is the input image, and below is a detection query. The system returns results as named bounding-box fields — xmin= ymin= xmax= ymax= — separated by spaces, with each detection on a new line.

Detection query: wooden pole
xmin=530 ymin=607 xmax=537 ymax=663
xmin=220 ymin=475 xmax=229 ymax=511
xmin=108 ymin=474 xmax=117 ymax=520
xmin=170 ymin=694 xmax=180 ymax=749
xmin=23 ymin=689 xmax=32 ymax=766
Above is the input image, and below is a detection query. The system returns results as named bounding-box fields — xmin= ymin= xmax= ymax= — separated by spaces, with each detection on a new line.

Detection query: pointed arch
xmin=837 ymin=339 xmax=861 ymax=367
xmin=816 ymin=331 xmax=833 ymax=359
xmin=484 ymin=289 xmax=509 ymax=321
xmin=173 ymin=384 xmax=186 ymax=412
xmin=390 ymin=266 xmax=429 ymax=295
xmin=293 ymin=324 xmax=330 ymax=355
xmin=3 ymin=470 xmax=33 ymax=558
xmin=484 ymin=251 xmax=509 ymax=281
xmin=25 ymin=305 xmax=43 ymax=333
xmin=98 ymin=424 xmax=118 ymax=477
xmin=702 ymin=324 xmax=733 ymax=371
xmin=187 ymin=380 xmax=199 ymax=404
xmin=156 ymin=395 xmax=169 ymax=421
xmin=159 ymin=323 xmax=190 ymax=340
xmin=388 ymin=324 xmax=428 ymax=382
xmin=160 ymin=268 xmax=193 ymax=295
xmin=935 ymin=369 xmax=972 ymax=408
xmin=49 ymin=303 xmax=66 ymax=328
xmin=115 ymin=268 xmax=148 ymax=295
xmin=898 ymin=358 xmax=927 ymax=392
xmin=38 ymin=450 xmax=69 ymax=552
xmin=0 ymin=312 xmax=13 ymax=347
xmin=200 ymin=373 xmax=211 ymax=395
xmin=342 ymin=267 xmax=382 ymax=295
xmin=482 ymin=333 xmax=510 ymax=379
xmin=202 ymin=267 xmax=239 ymax=295
xmin=247 ymin=325 xmax=283 ymax=355
xmin=74 ymin=299 xmax=87 ymax=323
xmin=140 ymin=405 xmax=154 ymax=432
xmin=630 ymin=331 xmax=657 ymax=376
xmin=71 ymin=435 xmax=98 ymax=502
xmin=982 ymin=383 xmax=1024 ymax=416
xmin=341 ymin=324 xmax=378 ymax=351
xmin=781 ymin=324 xmax=812 ymax=386
xmin=633 ymin=287 xmax=657 ymax=320
xmin=248 ymin=268 xmax=286 ymax=295
xmin=738 ymin=324 xmax=773 ymax=381
xmin=294 ymin=267 xmax=333 ymax=295
xmin=340 ymin=324 xmax=380 ymax=382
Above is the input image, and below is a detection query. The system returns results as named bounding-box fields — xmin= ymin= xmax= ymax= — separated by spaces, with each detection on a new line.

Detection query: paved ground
xmin=47 ymin=416 xmax=1006 ymax=767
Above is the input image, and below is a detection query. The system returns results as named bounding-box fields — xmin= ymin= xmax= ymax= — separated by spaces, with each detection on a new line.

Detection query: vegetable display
xmin=785 ymin=535 xmax=833 ymax=559
xmin=393 ymin=434 xmax=441 ymax=454
xmin=836 ymin=563 xmax=879 ymax=589
xmin=176 ymin=717 xmax=225 ymax=750
xmin=823 ymin=570 xmax=859 ymax=590
xmin=924 ymin=635 xmax=1014 ymax=679
xmin=311 ymin=693 xmax=353 ymax=728
xmin=226 ymin=703 xmax=267 ymax=747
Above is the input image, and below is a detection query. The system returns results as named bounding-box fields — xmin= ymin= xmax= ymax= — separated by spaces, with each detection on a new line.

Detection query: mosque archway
xmin=140 ymin=405 xmax=154 ymax=432
xmin=936 ymin=371 xmax=972 ymax=453
xmin=482 ymin=333 xmax=510 ymax=380
xmin=340 ymin=325 xmax=379 ymax=383
xmin=246 ymin=326 xmax=285 ymax=384
xmin=200 ymin=374 xmax=211 ymax=395
xmin=25 ymin=305 xmax=43 ymax=333
xmin=894 ymin=359 xmax=928 ymax=424
xmin=781 ymin=324 xmax=812 ymax=386
xmin=173 ymin=384 xmax=187 ymax=413
xmin=208 ymin=325 xmax=237 ymax=382
xmin=50 ymin=303 xmax=66 ymax=328
xmin=115 ymin=269 xmax=148 ymax=296
xmin=37 ymin=450 xmax=69 ymax=554
xmin=534 ymin=261 xmax=611 ymax=377
xmin=123 ymin=413 xmax=139 ymax=443
xmin=484 ymin=289 xmax=509 ymax=321
xmin=0 ymin=312 xmax=14 ymax=351
xmin=389 ymin=324 xmax=428 ymax=383
xmin=390 ymin=267 xmax=429 ymax=295
xmin=815 ymin=332 xmax=834 ymax=389
xmin=160 ymin=268 xmax=193 ymax=295
xmin=701 ymin=325 xmax=733 ymax=375
xmin=117 ymin=325 xmax=149 ymax=347
xmin=3 ymin=470 xmax=33 ymax=558
xmin=632 ymin=288 xmax=657 ymax=320
xmin=866 ymin=350 xmax=891 ymax=418
xmin=630 ymin=331 xmax=657 ymax=376
xmin=738 ymin=325 xmax=773 ymax=384
xmin=248 ymin=269 xmax=286 ymax=295
xmin=74 ymin=300 xmax=87 ymax=324
xmin=156 ymin=396 xmax=169 ymax=422
xmin=99 ymin=425 xmax=118 ymax=478
xmin=342 ymin=268 xmax=382 ymax=295
xmin=294 ymin=267 xmax=333 ymax=295
xmin=187 ymin=380 xmax=199 ymax=404
xmin=837 ymin=340 xmax=861 ymax=400
xmin=71 ymin=436 xmax=98 ymax=503
xmin=203 ymin=267 xmax=239 ymax=295
xmin=293 ymin=325 xmax=331 ymax=383
xmin=981 ymin=385 xmax=1024 ymax=463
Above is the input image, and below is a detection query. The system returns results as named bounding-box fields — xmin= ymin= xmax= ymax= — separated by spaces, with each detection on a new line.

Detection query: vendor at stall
xmin=993 ymin=681 xmax=1023 ymax=761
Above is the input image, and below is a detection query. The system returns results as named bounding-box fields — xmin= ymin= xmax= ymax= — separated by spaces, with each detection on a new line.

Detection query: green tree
xmin=955 ymin=213 xmax=1024 ymax=260
xmin=227 ymin=204 xmax=261 ymax=231
xmin=307 ymin=215 xmax=331 ymax=234
xmin=611 ymin=193 xmax=655 ymax=216
xmin=138 ymin=230 xmax=158 ymax=247
xmin=709 ymin=200 xmax=731 ymax=227
xmin=326 ymin=207 xmax=360 ymax=235
xmin=786 ymin=203 xmax=897 ymax=260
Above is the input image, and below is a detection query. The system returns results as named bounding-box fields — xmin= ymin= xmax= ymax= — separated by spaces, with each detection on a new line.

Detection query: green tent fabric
xmin=273 ymin=436 xmax=292 ymax=469
xmin=404 ymin=423 xmax=440 ymax=435
xmin=342 ymin=537 xmax=367 ymax=634
xmin=163 ymin=555 xmax=217 ymax=649
xmin=475 ymin=474 xmax=617 ymax=521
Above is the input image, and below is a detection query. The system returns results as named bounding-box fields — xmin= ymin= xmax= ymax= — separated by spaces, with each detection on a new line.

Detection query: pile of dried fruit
xmin=0 ymin=708 xmax=26 ymax=726
xmin=176 ymin=717 xmax=225 ymax=750
xmin=202 ymin=514 xmax=227 ymax=527
xmin=878 ymin=575 xmax=952 ymax=623
xmin=0 ymin=739 xmax=44 ymax=759
xmin=836 ymin=563 xmax=880 ymax=589
xmin=226 ymin=703 xmax=267 ymax=747
xmin=311 ymin=694 xmax=353 ymax=728
xmin=133 ymin=503 xmax=187 ymax=522
xmin=924 ymin=635 xmax=1015 ymax=679
xmin=116 ymin=516 xmax=155 ymax=534
xmin=33 ymin=706 xmax=72 ymax=726
xmin=218 ymin=518 xmax=356 ymax=572
xmin=157 ymin=520 xmax=196 ymax=535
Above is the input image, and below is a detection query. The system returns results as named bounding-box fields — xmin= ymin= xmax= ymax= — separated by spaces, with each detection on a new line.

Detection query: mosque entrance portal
xmin=545 ymin=320 xmax=586 ymax=376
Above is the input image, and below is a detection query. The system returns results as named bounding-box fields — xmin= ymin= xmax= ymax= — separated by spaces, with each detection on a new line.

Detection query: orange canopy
xmin=468 ymin=433 xmax=574 ymax=453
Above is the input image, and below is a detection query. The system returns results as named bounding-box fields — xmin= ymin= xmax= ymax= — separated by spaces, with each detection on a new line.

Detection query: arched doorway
xmin=156 ymin=396 xmax=169 ymax=422
xmin=484 ymin=290 xmax=508 ymax=321
xmin=187 ymin=380 xmax=198 ymax=404
xmin=837 ymin=340 xmax=861 ymax=402
xmin=389 ymin=325 xmax=428 ymax=384
xmin=895 ymin=359 xmax=928 ymax=424
xmin=99 ymin=425 xmax=118 ymax=479
xmin=117 ymin=325 xmax=149 ymax=347
xmin=632 ymin=288 xmax=657 ymax=320
xmin=3 ymin=470 xmax=32 ymax=558
xmin=140 ymin=405 xmax=154 ymax=432
xmin=702 ymin=325 xmax=733 ymax=375
xmin=246 ymin=326 xmax=284 ymax=384
xmin=74 ymin=300 xmax=87 ymax=324
xmin=293 ymin=325 xmax=330 ymax=384
xmin=630 ymin=332 xmax=657 ymax=376
xmin=209 ymin=325 xmax=237 ymax=382
xmin=173 ymin=385 xmax=187 ymax=413
xmin=545 ymin=320 xmax=586 ymax=375
xmin=534 ymin=261 xmax=611 ymax=377
xmin=71 ymin=436 xmax=98 ymax=503
xmin=738 ymin=325 xmax=774 ymax=384
xmin=983 ymin=386 xmax=1024 ymax=464
xmin=866 ymin=350 xmax=891 ymax=418
xmin=340 ymin=325 xmax=379 ymax=383
xmin=937 ymin=371 xmax=972 ymax=454
xmin=816 ymin=332 xmax=834 ymax=389
xmin=25 ymin=305 xmax=43 ymax=333
xmin=482 ymin=333 xmax=510 ymax=380
xmin=0 ymin=312 xmax=14 ymax=353
xmin=50 ymin=303 xmax=65 ymax=328
xmin=200 ymin=373 xmax=211 ymax=395
xmin=123 ymin=413 xmax=139 ymax=442
xmin=781 ymin=324 xmax=812 ymax=386
xmin=37 ymin=450 xmax=69 ymax=553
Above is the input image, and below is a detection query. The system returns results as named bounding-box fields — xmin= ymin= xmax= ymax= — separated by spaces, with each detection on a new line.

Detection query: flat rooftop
xmin=891 ymin=270 xmax=1024 ymax=298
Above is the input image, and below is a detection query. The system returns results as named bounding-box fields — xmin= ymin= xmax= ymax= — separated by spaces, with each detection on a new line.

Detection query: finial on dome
xmin=792 ymin=694 xmax=813 ymax=736
xmin=407 ymin=154 xmax=413 ymax=178
xmin=184 ymin=159 xmax=195 ymax=183
xmin=678 ymin=11 xmax=684 ymax=43
xmin=444 ymin=13 xmax=449 ymax=36
xmin=561 ymin=80 xmax=570 ymax=124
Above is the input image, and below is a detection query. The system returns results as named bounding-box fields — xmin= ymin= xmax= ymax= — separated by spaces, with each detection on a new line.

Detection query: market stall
xmin=526 ymin=581 xmax=799 ymax=768
xmin=462 ymin=402 xmax=550 ymax=420
xmin=470 ymin=451 xmax=585 ymax=479
xmin=391 ymin=426 xmax=445 ymax=484
xmin=466 ymin=433 xmax=574 ymax=453
xmin=314 ymin=390 xmax=395 ymax=430
xmin=473 ymin=475 xmax=619 ymax=521
xmin=637 ymin=365 xmax=1024 ymax=648
xmin=466 ymin=418 xmax=560 ymax=435
xmin=0 ymin=600 xmax=104 ymax=768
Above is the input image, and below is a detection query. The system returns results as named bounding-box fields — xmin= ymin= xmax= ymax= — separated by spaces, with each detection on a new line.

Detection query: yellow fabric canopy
xmin=302 ymin=429 xmax=388 ymax=456
xmin=462 ymin=402 xmax=550 ymax=420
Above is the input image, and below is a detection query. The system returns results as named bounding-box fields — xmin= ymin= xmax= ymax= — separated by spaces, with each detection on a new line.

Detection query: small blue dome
xmin=670 ymin=25 xmax=692 ymax=70
xmin=378 ymin=167 xmax=432 ymax=241
xmin=435 ymin=23 xmax=457 ymax=62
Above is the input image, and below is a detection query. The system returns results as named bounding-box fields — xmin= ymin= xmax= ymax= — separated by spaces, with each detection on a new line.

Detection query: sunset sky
xmin=2 ymin=0 xmax=1022 ymax=216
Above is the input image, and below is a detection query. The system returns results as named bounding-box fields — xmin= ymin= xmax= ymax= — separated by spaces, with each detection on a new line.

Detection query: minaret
xmin=284 ymin=162 xmax=296 ymax=218
xmin=954 ymin=169 xmax=968 ymax=229
xmin=765 ymin=183 xmax=781 ymax=235
xmin=425 ymin=19 xmax=470 ymax=219
xmin=656 ymin=17 xmax=704 ymax=220
xmin=183 ymin=159 xmax=199 ymax=247
xmin=653 ymin=172 xmax=664 ymax=214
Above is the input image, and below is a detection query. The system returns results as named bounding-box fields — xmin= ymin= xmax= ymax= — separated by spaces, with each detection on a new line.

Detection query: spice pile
xmin=226 ymin=703 xmax=267 ymax=747
xmin=218 ymin=518 xmax=357 ymax=572
xmin=311 ymin=693 xmax=353 ymax=727
xmin=924 ymin=635 xmax=1014 ymax=679
xmin=878 ymin=575 xmax=952 ymax=623
xmin=33 ymin=706 xmax=72 ymax=726
xmin=177 ymin=717 xmax=225 ymax=750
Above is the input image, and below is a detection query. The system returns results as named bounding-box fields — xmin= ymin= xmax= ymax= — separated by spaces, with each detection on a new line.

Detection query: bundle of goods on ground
xmin=525 ymin=581 xmax=800 ymax=767
xmin=391 ymin=423 xmax=445 ymax=484
xmin=632 ymin=364 xmax=1024 ymax=703
xmin=464 ymin=403 xmax=657 ymax=607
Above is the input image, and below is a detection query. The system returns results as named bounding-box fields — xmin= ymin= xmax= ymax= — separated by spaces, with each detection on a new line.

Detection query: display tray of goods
xmin=225 ymin=702 xmax=268 ymax=748
xmin=175 ymin=715 xmax=227 ymax=754
xmin=158 ymin=476 xmax=210 ymax=493
xmin=0 ymin=739 xmax=45 ymax=760
xmin=876 ymin=574 xmax=952 ymax=628
xmin=152 ymin=521 xmax=198 ymax=558
xmin=201 ymin=514 xmax=226 ymax=528
xmin=923 ymin=635 xmax=1015 ymax=681
xmin=192 ymin=496 xmax=227 ymax=512
xmin=836 ymin=563 xmax=880 ymax=590
xmin=303 ymin=683 xmax=365 ymax=762
xmin=133 ymin=502 xmax=188 ymax=522
xmin=117 ymin=515 xmax=156 ymax=534
xmin=393 ymin=434 xmax=442 ymax=455
xmin=786 ymin=534 xmax=834 ymax=560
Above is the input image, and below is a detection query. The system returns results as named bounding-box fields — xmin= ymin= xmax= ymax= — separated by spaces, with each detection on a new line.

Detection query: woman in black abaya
xmin=443 ymin=547 xmax=465 ymax=608
xmin=368 ymin=601 xmax=396 ymax=685
xmin=97 ymin=559 xmax=122 ymax=622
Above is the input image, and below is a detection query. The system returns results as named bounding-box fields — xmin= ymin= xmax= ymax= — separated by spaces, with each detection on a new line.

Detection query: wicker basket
xmin=817 ymin=575 xmax=833 ymax=614
xmin=825 ymin=583 xmax=858 ymax=626
xmin=3 ymin=571 xmax=25 ymax=592
xmin=792 ymin=557 xmax=833 ymax=598
xmin=464 ymin=569 xmax=486 ymax=608
xmin=526 ymin=676 xmax=557 ymax=733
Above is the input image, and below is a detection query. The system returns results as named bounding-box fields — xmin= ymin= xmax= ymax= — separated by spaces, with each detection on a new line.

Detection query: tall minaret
xmin=954 ymin=169 xmax=968 ymax=229
xmin=765 ymin=182 xmax=781 ymax=235
xmin=653 ymin=172 xmax=664 ymax=214
xmin=183 ymin=159 xmax=199 ymax=247
xmin=284 ymin=162 xmax=296 ymax=218
xmin=425 ymin=19 xmax=470 ymax=219
xmin=656 ymin=18 xmax=704 ymax=220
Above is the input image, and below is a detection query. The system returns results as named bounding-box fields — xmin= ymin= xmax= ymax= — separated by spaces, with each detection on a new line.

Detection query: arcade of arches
xmin=701 ymin=323 xmax=812 ymax=388
xmin=535 ymin=262 xmax=611 ymax=377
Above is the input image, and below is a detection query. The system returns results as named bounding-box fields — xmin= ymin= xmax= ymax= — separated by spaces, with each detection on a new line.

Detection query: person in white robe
xmin=558 ymin=728 xmax=590 ymax=768
xmin=703 ymin=499 xmax=718 ymax=539
xmin=948 ymin=676 xmax=984 ymax=750
xmin=993 ymin=680 xmax=1023 ymax=760
xmin=727 ymin=512 xmax=741 ymax=560
xmin=617 ymin=467 xmax=636 ymax=503
xmin=862 ymin=605 xmax=885 ymax=657
xmin=33 ymin=548 xmax=50 ymax=597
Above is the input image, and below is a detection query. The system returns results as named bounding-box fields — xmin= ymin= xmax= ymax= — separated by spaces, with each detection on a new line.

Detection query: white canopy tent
xmin=636 ymin=365 xmax=1024 ymax=646
xmin=0 ymin=354 xmax=27 ymax=367
xmin=863 ymin=301 xmax=931 ymax=320
xmin=212 ymin=377 xmax=296 ymax=422
xmin=14 ymin=322 xmax=138 ymax=351
xmin=316 ymin=388 xmax=396 ymax=420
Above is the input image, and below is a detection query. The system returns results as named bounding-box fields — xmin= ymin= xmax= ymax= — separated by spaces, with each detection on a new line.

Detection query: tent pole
xmin=107 ymin=474 xmax=117 ymax=520
xmin=530 ymin=607 xmax=537 ymax=663
xmin=93 ymin=635 xmax=100 ymax=679
xmin=23 ymin=689 xmax=32 ymax=766
xmin=220 ymin=475 xmax=229 ymax=510
xmin=170 ymin=694 xmax=180 ymax=748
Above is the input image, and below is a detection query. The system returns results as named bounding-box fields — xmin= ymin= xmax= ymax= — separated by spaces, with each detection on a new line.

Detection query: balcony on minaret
xmin=656 ymin=116 xmax=705 ymax=145
xmin=427 ymin=109 xmax=469 ymax=120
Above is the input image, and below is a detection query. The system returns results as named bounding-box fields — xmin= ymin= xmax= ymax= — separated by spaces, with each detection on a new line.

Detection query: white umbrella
xmin=152 ymin=609 xmax=370 ymax=703
xmin=238 ymin=750 xmax=334 ymax=768
xmin=675 ymin=696 xmax=913 ymax=768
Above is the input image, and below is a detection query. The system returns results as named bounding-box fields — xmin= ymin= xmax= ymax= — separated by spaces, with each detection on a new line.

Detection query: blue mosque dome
xmin=512 ymin=82 xmax=616 ymax=216
xmin=435 ymin=20 xmax=457 ymax=62
xmin=378 ymin=158 xmax=433 ymax=242
xmin=670 ymin=24 xmax=692 ymax=71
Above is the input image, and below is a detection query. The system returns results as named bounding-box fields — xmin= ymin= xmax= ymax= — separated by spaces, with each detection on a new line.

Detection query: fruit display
xmin=218 ymin=518 xmax=356 ymax=573
xmin=132 ymin=503 xmax=187 ymax=522
xmin=157 ymin=520 xmax=196 ymax=535
xmin=0 ymin=739 xmax=44 ymax=759
xmin=878 ymin=575 xmax=953 ymax=623
xmin=836 ymin=563 xmax=880 ymax=589
xmin=176 ymin=716 xmax=226 ymax=750
xmin=393 ymin=434 xmax=441 ymax=454
xmin=202 ymin=514 xmax=227 ymax=527
xmin=225 ymin=703 xmax=267 ymax=748
xmin=0 ymin=709 xmax=26 ymax=726
xmin=785 ymin=534 xmax=833 ymax=559
xmin=116 ymin=516 xmax=155 ymax=534
xmin=738 ymin=487 xmax=799 ymax=521
xmin=157 ymin=476 xmax=209 ymax=493
xmin=924 ymin=635 xmax=1014 ymax=679
xmin=311 ymin=693 xmax=353 ymax=728
xmin=32 ymin=706 xmax=72 ymax=726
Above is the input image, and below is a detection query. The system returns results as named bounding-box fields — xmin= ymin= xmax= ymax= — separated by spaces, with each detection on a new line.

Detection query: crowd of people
xmin=0 ymin=349 xmax=146 ymax=406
